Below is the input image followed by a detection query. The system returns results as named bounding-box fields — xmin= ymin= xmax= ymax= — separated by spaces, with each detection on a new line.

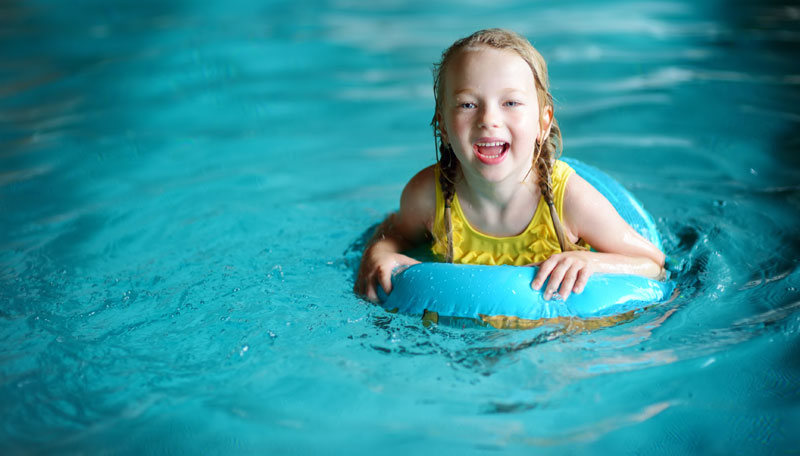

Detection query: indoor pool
xmin=1 ymin=0 xmax=799 ymax=454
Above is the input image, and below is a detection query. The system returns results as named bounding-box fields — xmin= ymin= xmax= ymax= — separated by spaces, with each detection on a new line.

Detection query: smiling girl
xmin=355 ymin=29 xmax=665 ymax=304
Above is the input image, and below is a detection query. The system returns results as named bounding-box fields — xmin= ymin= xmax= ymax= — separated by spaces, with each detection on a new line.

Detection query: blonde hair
xmin=431 ymin=28 xmax=583 ymax=261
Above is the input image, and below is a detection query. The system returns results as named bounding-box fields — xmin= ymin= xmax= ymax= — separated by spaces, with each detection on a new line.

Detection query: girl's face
xmin=440 ymin=46 xmax=551 ymax=186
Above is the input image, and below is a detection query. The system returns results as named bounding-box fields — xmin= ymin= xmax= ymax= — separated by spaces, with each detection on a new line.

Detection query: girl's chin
xmin=470 ymin=166 xmax=518 ymax=183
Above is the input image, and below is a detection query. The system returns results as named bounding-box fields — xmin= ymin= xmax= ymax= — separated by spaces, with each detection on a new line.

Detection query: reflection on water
xmin=1 ymin=0 xmax=799 ymax=454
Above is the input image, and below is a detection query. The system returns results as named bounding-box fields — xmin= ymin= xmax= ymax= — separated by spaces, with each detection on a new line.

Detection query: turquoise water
xmin=2 ymin=0 xmax=799 ymax=454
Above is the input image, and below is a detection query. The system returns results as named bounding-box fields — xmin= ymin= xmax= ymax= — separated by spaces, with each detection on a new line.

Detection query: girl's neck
xmin=455 ymin=167 xmax=539 ymax=211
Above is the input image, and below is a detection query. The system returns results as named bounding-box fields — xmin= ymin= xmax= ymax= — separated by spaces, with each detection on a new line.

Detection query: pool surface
xmin=2 ymin=0 xmax=799 ymax=454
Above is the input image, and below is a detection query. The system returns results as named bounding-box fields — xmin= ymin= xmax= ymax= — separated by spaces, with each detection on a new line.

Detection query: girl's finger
xmin=544 ymin=262 xmax=570 ymax=300
xmin=558 ymin=266 xmax=578 ymax=301
xmin=378 ymin=267 xmax=393 ymax=297
xmin=365 ymin=280 xmax=379 ymax=303
xmin=573 ymin=267 xmax=592 ymax=293
xmin=354 ymin=271 xmax=368 ymax=295
xmin=532 ymin=257 xmax=558 ymax=290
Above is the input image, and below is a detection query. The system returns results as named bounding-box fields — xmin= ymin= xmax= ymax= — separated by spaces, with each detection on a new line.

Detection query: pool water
xmin=2 ymin=0 xmax=799 ymax=454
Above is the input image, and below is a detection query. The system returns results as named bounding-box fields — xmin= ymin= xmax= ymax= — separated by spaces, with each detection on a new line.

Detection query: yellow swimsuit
xmin=431 ymin=160 xmax=579 ymax=265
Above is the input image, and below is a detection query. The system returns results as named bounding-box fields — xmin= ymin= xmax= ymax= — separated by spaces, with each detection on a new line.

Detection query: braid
xmin=438 ymin=142 xmax=458 ymax=262
xmin=535 ymin=121 xmax=586 ymax=253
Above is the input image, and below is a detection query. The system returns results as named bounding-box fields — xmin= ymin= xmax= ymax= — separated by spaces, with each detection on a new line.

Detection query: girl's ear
xmin=437 ymin=112 xmax=449 ymax=144
xmin=539 ymin=105 xmax=553 ymax=141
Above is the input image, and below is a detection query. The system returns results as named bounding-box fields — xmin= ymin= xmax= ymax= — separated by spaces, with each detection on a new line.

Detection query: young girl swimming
xmin=355 ymin=28 xmax=665 ymax=304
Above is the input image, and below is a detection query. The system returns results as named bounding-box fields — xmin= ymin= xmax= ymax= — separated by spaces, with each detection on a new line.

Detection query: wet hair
xmin=431 ymin=28 xmax=583 ymax=262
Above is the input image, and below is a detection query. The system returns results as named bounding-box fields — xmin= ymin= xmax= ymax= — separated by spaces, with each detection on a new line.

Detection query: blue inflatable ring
xmin=379 ymin=158 xmax=673 ymax=323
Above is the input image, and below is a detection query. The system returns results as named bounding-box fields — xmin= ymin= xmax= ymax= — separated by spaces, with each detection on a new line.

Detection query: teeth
xmin=475 ymin=141 xmax=506 ymax=159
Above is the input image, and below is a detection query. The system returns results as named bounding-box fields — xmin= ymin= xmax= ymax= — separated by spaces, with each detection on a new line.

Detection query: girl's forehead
xmin=445 ymin=47 xmax=536 ymax=91
xmin=453 ymin=46 xmax=525 ymax=67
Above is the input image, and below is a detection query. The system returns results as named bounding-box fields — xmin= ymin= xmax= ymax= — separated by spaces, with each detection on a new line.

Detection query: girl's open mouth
xmin=474 ymin=141 xmax=509 ymax=165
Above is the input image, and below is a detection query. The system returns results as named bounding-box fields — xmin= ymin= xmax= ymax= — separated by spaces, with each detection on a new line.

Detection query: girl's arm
xmin=354 ymin=166 xmax=436 ymax=302
xmin=532 ymin=173 xmax=665 ymax=301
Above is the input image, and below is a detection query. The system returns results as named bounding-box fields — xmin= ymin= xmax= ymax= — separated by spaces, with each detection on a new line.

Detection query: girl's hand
xmin=530 ymin=251 xmax=595 ymax=301
xmin=353 ymin=166 xmax=436 ymax=303
xmin=354 ymin=248 xmax=420 ymax=303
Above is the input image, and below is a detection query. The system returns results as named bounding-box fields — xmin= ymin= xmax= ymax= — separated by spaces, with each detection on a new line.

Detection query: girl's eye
xmin=504 ymin=100 xmax=521 ymax=107
xmin=459 ymin=102 xmax=476 ymax=109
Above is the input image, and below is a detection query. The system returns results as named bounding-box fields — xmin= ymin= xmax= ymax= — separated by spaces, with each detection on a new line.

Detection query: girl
xmin=355 ymin=29 xmax=665 ymax=304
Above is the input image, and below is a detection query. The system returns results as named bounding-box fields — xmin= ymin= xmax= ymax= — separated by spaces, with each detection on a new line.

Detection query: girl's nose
xmin=477 ymin=105 xmax=499 ymax=129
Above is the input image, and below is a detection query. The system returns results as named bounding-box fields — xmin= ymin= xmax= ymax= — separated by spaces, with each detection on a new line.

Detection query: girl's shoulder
xmin=398 ymin=165 xmax=438 ymax=231
xmin=402 ymin=164 xmax=437 ymax=201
